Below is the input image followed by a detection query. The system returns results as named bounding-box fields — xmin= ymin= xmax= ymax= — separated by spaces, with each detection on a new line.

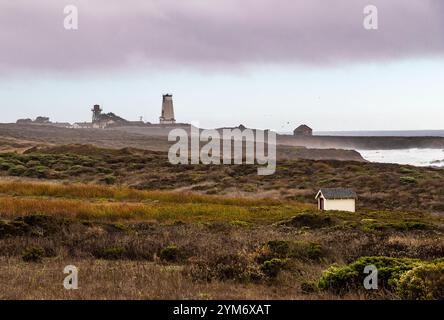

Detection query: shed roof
xmin=294 ymin=124 xmax=312 ymax=131
xmin=316 ymin=188 xmax=357 ymax=200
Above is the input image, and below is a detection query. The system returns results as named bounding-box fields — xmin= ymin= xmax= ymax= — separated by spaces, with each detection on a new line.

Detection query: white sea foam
xmin=358 ymin=149 xmax=444 ymax=167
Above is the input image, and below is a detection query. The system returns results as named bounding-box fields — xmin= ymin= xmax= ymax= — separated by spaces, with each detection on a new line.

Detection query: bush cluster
xmin=318 ymin=256 xmax=444 ymax=299
xmin=257 ymin=240 xmax=324 ymax=263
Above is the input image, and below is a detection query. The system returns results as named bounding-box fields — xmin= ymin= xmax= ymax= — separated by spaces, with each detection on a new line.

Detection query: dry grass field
xmin=0 ymin=179 xmax=443 ymax=300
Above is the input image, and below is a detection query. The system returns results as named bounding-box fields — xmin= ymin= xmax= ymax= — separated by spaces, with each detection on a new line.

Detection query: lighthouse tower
xmin=159 ymin=94 xmax=176 ymax=124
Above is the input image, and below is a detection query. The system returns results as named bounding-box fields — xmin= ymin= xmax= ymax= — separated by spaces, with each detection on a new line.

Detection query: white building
xmin=315 ymin=188 xmax=357 ymax=212
xmin=73 ymin=122 xmax=93 ymax=129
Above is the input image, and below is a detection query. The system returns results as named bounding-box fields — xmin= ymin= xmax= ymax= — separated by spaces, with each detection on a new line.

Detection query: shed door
xmin=319 ymin=198 xmax=324 ymax=210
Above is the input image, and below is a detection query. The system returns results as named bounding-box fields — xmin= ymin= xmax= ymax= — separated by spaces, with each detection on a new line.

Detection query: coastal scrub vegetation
xmin=0 ymin=144 xmax=442 ymax=212
xmin=0 ymin=179 xmax=443 ymax=299
xmin=0 ymin=144 xmax=442 ymax=299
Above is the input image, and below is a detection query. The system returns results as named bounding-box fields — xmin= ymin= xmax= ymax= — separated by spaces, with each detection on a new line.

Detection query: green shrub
xmin=397 ymin=260 xmax=444 ymax=300
xmin=67 ymin=165 xmax=91 ymax=175
xmin=189 ymin=254 xmax=262 ymax=282
xmin=103 ymin=175 xmax=117 ymax=185
xmin=399 ymin=167 xmax=415 ymax=175
xmin=305 ymin=242 xmax=323 ymax=259
xmin=23 ymin=165 xmax=50 ymax=178
xmin=318 ymin=256 xmax=422 ymax=293
xmin=0 ymin=161 xmax=13 ymax=171
xmin=52 ymin=163 xmax=69 ymax=171
xmin=260 ymin=258 xmax=287 ymax=278
xmin=22 ymin=247 xmax=45 ymax=263
xmin=160 ymin=245 xmax=180 ymax=262
xmin=265 ymin=240 xmax=290 ymax=256
xmin=97 ymin=167 xmax=113 ymax=174
xmin=257 ymin=240 xmax=323 ymax=262
xmin=394 ymin=221 xmax=429 ymax=231
xmin=8 ymin=164 xmax=27 ymax=176
xmin=26 ymin=160 xmax=41 ymax=167
xmin=214 ymin=255 xmax=259 ymax=281
xmin=400 ymin=176 xmax=417 ymax=184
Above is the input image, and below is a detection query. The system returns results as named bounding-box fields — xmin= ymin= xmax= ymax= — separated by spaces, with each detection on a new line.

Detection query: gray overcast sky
xmin=1 ymin=0 xmax=444 ymax=131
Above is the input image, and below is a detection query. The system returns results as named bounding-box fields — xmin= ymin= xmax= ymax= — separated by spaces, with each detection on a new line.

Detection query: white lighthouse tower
xmin=159 ymin=94 xmax=176 ymax=124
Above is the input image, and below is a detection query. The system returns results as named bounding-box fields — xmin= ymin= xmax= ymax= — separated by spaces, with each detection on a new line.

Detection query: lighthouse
xmin=160 ymin=94 xmax=176 ymax=124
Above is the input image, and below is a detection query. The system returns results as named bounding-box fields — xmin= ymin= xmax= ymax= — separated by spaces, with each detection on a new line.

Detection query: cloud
xmin=1 ymin=0 xmax=444 ymax=74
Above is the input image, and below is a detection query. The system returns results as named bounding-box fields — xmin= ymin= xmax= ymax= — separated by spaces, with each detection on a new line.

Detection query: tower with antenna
xmin=91 ymin=104 xmax=102 ymax=123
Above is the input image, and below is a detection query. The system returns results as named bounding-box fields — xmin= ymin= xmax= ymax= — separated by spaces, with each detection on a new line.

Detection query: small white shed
xmin=315 ymin=188 xmax=357 ymax=212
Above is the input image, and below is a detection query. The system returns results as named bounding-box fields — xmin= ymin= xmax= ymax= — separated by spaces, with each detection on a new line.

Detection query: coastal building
xmin=160 ymin=94 xmax=176 ymax=124
xmin=50 ymin=95 xmax=184 ymax=130
xmin=34 ymin=116 xmax=50 ymax=124
xmin=90 ymin=105 xmax=128 ymax=128
xmin=294 ymin=124 xmax=313 ymax=136
xmin=73 ymin=122 xmax=93 ymax=129
xmin=315 ymin=188 xmax=357 ymax=212
xmin=16 ymin=117 xmax=72 ymax=128
xmin=16 ymin=118 xmax=33 ymax=124
xmin=50 ymin=122 xmax=72 ymax=128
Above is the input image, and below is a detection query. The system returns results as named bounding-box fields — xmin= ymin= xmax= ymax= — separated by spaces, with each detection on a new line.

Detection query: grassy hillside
xmin=0 ymin=143 xmax=442 ymax=299
xmin=0 ymin=144 xmax=443 ymax=212
xmin=0 ymin=180 xmax=443 ymax=299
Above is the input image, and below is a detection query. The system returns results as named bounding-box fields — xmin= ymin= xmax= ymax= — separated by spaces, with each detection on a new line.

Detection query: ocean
xmin=315 ymin=130 xmax=444 ymax=137
xmin=313 ymin=130 xmax=444 ymax=167
xmin=277 ymin=130 xmax=444 ymax=167
xmin=357 ymin=148 xmax=444 ymax=167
